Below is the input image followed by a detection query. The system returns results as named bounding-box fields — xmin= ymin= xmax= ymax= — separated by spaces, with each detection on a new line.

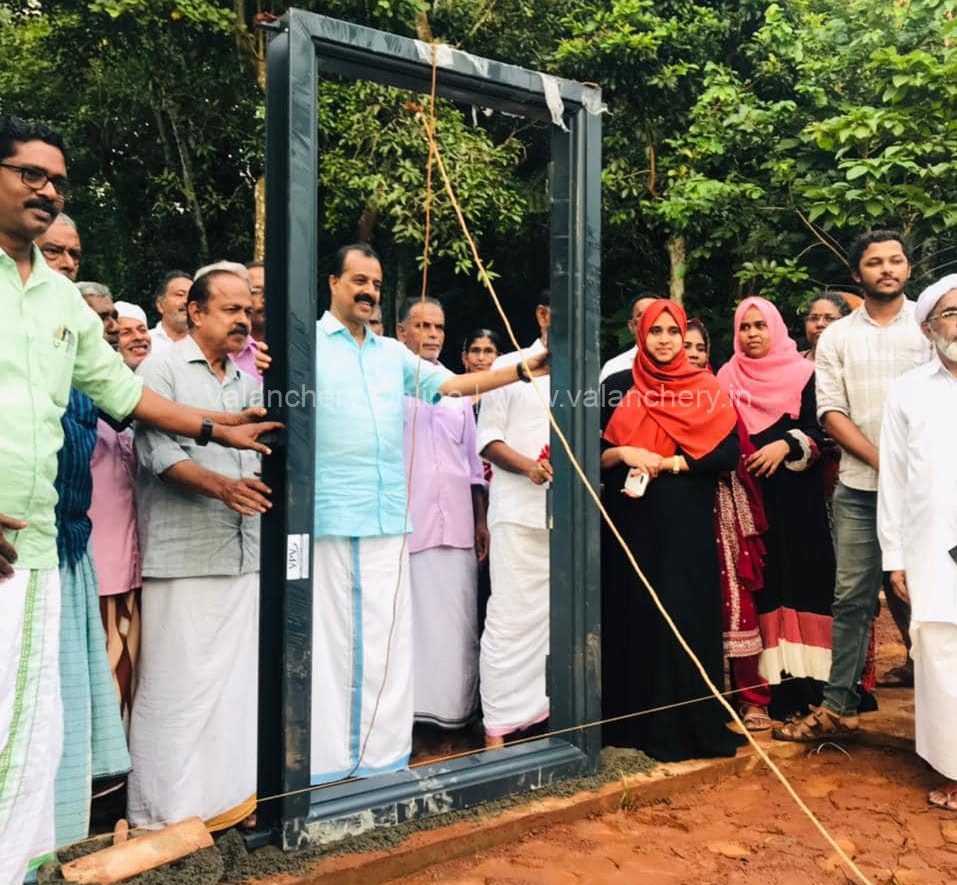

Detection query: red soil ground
xmin=398 ymin=603 xmax=944 ymax=885
xmin=398 ymin=743 xmax=956 ymax=885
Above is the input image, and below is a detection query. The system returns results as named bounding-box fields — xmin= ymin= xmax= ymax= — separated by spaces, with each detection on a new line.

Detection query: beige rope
xmin=349 ymin=42 xmax=441 ymax=777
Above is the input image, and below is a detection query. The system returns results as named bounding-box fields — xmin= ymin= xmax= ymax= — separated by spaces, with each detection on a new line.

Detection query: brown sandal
xmin=929 ymin=786 xmax=957 ymax=811
xmin=772 ymin=705 xmax=859 ymax=743
xmin=740 ymin=704 xmax=772 ymax=732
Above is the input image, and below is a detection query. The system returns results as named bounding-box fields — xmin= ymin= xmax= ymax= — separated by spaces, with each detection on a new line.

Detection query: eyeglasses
xmin=929 ymin=308 xmax=957 ymax=323
xmin=0 ymin=163 xmax=71 ymax=197
xmin=39 ymin=243 xmax=82 ymax=262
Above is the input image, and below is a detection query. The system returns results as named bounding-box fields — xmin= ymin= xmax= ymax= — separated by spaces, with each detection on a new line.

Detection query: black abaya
xmin=749 ymin=377 xmax=835 ymax=719
xmin=600 ymin=369 xmax=744 ymax=762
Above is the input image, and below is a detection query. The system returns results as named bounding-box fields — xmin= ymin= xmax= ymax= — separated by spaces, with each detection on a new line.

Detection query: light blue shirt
xmin=314 ymin=311 xmax=451 ymax=538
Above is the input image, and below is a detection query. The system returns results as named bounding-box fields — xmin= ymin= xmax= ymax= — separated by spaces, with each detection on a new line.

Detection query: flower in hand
xmin=529 ymin=444 xmax=553 ymax=486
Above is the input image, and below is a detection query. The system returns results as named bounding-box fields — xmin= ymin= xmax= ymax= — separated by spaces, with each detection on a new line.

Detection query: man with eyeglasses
xmin=0 ymin=115 xmax=280 ymax=882
xmin=879 ymin=276 xmax=957 ymax=812
xmin=775 ymin=230 xmax=932 ymax=744
xmin=246 ymin=259 xmax=265 ymax=343
xmin=36 ymin=213 xmax=82 ymax=280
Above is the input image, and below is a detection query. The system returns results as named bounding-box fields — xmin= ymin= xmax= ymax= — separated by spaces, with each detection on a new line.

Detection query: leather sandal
xmin=929 ymin=785 xmax=957 ymax=811
xmin=740 ymin=704 xmax=772 ymax=732
xmin=772 ymin=705 xmax=859 ymax=743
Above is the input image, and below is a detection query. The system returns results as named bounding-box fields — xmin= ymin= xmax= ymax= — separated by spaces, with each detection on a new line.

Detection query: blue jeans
xmin=822 ymin=483 xmax=884 ymax=716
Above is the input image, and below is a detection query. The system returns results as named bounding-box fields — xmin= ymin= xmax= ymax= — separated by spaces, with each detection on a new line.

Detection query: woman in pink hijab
xmin=717 ymin=297 xmax=835 ymax=724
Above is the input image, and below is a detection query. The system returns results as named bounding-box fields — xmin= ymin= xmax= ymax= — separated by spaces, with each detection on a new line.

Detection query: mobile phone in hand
xmin=622 ymin=471 xmax=649 ymax=499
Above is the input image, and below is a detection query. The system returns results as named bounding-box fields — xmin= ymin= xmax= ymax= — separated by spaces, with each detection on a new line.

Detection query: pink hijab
xmin=716 ymin=296 xmax=814 ymax=435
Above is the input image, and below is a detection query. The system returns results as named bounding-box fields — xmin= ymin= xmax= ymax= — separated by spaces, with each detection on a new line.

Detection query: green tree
xmin=0 ymin=0 xmax=541 ymax=340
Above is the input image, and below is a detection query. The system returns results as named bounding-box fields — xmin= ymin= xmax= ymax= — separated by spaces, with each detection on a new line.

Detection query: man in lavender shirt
xmin=398 ymin=296 xmax=490 ymax=733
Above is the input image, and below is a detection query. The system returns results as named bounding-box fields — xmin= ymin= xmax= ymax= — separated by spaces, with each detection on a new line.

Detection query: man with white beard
xmin=878 ymin=275 xmax=957 ymax=811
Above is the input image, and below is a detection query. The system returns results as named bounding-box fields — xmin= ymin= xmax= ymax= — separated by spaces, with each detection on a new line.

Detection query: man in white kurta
xmin=598 ymin=293 xmax=660 ymax=382
xmin=476 ymin=296 xmax=552 ymax=747
xmin=398 ymin=298 xmax=488 ymax=731
xmin=878 ymin=275 xmax=957 ymax=810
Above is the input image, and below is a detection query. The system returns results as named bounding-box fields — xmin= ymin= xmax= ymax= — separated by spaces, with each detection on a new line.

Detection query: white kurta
xmin=879 ymin=357 xmax=957 ymax=777
xmin=599 ymin=345 xmax=638 ymax=383
xmin=127 ymin=573 xmax=259 ymax=830
xmin=476 ymin=340 xmax=550 ymax=534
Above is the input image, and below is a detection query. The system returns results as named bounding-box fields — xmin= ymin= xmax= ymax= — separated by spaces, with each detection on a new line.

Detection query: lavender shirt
xmin=404 ymin=393 xmax=486 ymax=555
xmin=232 ymin=335 xmax=261 ymax=379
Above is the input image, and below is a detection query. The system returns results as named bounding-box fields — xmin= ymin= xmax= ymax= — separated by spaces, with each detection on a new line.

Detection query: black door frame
xmin=257 ymin=8 xmax=602 ymax=849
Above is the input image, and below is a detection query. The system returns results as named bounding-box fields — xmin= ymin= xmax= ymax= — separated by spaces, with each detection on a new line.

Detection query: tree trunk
xmin=151 ymin=106 xmax=174 ymax=170
xmin=415 ymin=10 xmax=433 ymax=42
xmin=667 ymin=234 xmax=686 ymax=305
xmin=163 ymin=95 xmax=210 ymax=259
xmin=254 ymin=175 xmax=266 ymax=261
xmin=357 ymin=204 xmax=379 ymax=243
xmin=393 ymin=251 xmax=408 ymax=336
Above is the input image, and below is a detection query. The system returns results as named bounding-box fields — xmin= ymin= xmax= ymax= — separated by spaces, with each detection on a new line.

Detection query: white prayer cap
xmin=115 ymin=301 xmax=148 ymax=324
xmin=915 ymin=274 xmax=957 ymax=324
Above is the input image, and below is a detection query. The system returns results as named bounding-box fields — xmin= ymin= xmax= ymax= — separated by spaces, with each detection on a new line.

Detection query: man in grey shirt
xmin=129 ymin=268 xmax=267 ymax=831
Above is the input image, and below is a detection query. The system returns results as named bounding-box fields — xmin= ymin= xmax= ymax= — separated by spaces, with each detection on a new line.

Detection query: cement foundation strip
xmin=253 ymin=736 xmax=873 ymax=885
xmin=251 ymin=692 xmax=917 ymax=885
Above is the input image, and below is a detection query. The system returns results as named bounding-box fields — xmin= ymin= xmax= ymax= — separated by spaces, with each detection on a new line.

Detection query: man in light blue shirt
xmin=311 ymin=243 xmax=548 ymax=783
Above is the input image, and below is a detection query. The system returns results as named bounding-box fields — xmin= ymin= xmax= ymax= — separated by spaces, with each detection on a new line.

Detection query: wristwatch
xmin=196 ymin=417 xmax=215 ymax=447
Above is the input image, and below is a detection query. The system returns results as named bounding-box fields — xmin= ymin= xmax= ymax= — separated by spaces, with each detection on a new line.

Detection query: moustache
xmin=25 ymin=197 xmax=59 ymax=218
xmin=354 ymin=294 xmax=376 ymax=307
xmin=229 ymin=325 xmax=249 ymax=336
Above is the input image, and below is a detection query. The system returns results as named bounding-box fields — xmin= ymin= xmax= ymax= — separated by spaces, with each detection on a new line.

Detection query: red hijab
xmin=603 ymin=301 xmax=737 ymax=459
xmin=716 ymin=296 xmax=814 ymax=435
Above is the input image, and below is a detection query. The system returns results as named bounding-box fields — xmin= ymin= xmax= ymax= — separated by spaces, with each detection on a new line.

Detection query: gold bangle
xmin=672 ymin=457 xmax=681 ymax=475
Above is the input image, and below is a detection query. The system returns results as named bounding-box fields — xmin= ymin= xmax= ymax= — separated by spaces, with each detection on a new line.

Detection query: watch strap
xmin=196 ymin=416 xmax=214 ymax=447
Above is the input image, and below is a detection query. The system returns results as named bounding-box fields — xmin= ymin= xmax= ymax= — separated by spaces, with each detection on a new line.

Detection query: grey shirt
xmin=814 ymin=299 xmax=931 ymax=492
xmin=135 ymin=336 xmax=262 ymax=578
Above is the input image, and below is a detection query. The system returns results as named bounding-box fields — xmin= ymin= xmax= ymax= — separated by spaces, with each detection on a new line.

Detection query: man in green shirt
xmin=0 ymin=115 xmax=279 ymax=882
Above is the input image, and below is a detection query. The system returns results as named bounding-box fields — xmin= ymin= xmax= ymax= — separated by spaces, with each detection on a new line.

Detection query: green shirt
xmin=1 ymin=245 xmax=143 ymax=569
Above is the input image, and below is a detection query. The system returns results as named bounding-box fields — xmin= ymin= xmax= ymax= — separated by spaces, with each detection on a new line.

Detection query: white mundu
xmin=0 ymin=569 xmax=61 ymax=884
xmin=879 ymin=356 xmax=957 ymax=779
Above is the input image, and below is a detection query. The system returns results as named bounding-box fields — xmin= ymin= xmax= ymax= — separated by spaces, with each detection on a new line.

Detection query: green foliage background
xmin=3 ymin=0 xmax=957 ymax=362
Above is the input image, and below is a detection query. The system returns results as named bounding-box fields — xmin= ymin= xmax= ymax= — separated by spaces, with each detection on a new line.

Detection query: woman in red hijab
xmin=717 ymin=296 xmax=836 ymax=724
xmin=600 ymin=300 xmax=744 ymax=761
